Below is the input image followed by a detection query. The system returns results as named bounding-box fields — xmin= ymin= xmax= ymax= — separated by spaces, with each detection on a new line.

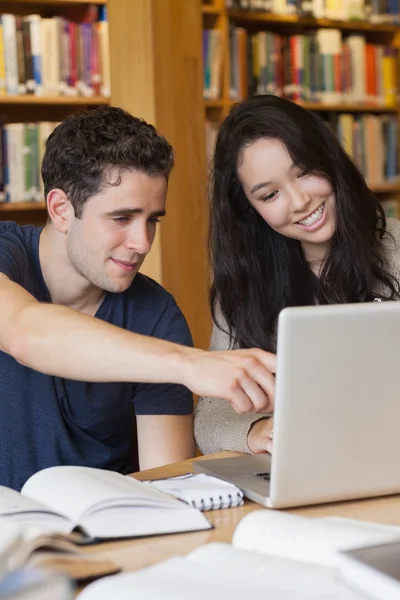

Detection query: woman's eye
xmin=262 ymin=190 xmax=278 ymax=202
xmin=297 ymin=170 xmax=309 ymax=178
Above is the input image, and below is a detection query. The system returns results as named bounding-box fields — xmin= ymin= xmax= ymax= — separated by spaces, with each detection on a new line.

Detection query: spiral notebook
xmin=145 ymin=474 xmax=244 ymax=511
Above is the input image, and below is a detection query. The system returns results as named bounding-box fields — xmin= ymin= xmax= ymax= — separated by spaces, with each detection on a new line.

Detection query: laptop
xmin=194 ymin=302 xmax=400 ymax=509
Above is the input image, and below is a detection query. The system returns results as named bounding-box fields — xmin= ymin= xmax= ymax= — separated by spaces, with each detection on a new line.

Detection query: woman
xmin=194 ymin=94 xmax=400 ymax=456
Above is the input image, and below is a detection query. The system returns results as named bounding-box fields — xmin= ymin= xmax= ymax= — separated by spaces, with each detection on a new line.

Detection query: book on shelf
xmin=226 ymin=26 xmax=398 ymax=106
xmin=0 ymin=465 xmax=211 ymax=540
xmin=225 ymin=0 xmax=400 ymax=22
xmin=0 ymin=6 xmax=110 ymax=99
xmin=336 ymin=112 xmax=399 ymax=186
xmin=203 ymin=29 xmax=223 ymax=100
xmin=0 ymin=121 xmax=59 ymax=203
xmin=77 ymin=510 xmax=400 ymax=599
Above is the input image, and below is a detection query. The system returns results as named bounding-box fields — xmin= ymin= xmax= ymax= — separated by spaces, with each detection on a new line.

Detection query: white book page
xmin=78 ymin=547 xmax=364 ymax=600
xmin=0 ymin=486 xmax=54 ymax=516
xmin=80 ymin=504 xmax=210 ymax=539
xmin=0 ymin=486 xmax=74 ymax=532
xmin=21 ymin=467 xmax=186 ymax=525
xmin=188 ymin=543 xmax=364 ymax=599
xmin=232 ymin=511 xmax=400 ymax=567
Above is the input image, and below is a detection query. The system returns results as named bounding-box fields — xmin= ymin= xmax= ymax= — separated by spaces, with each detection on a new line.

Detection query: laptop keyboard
xmin=254 ymin=471 xmax=271 ymax=481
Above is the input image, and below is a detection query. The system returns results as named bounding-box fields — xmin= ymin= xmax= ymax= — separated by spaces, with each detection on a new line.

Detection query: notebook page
xmin=146 ymin=474 xmax=244 ymax=509
xmin=21 ymin=467 xmax=182 ymax=524
xmin=232 ymin=511 xmax=400 ymax=568
xmin=78 ymin=553 xmax=359 ymax=600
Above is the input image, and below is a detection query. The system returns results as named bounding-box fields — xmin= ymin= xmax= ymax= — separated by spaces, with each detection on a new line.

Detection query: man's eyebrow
xmin=104 ymin=208 xmax=166 ymax=217
xmin=250 ymin=163 xmax=298 ymax=195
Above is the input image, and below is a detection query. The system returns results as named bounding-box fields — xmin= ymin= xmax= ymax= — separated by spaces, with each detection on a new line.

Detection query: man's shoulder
xmin=0 ymin=220 xmax=37 ymax=247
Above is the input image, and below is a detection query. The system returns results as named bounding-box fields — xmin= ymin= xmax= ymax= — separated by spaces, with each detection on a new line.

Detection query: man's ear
xmin=46 ymin=189 xmax=74 ymax=233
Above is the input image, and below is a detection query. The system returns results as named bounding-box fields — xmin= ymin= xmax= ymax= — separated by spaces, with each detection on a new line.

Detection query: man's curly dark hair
xmin=41 ymin=105 xmax=174 ymax=218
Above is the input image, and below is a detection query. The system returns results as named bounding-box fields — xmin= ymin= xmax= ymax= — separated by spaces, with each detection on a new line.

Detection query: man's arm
xmin=137 ymin=415 xmax=195 ymax=470
xmin=0 ymin=274 xmax=276 ymax=413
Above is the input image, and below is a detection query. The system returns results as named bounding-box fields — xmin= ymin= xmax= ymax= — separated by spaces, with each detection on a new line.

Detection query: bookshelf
xmin=0 ymin=0 xmax=110 ymax=220
xmin=202 ymin=0 xmax=400 ymax=213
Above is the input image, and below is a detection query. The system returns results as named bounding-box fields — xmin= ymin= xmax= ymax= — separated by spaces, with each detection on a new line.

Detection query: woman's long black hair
xmin=210 ymin=95 xmax=399 ymax=352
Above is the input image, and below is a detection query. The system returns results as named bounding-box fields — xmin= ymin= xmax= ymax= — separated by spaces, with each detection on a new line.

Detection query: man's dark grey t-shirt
xmin=0 ymin=221 xmax=193 ymax=490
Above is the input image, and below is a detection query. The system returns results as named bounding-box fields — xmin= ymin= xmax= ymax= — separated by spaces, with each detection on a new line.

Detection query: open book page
xmin=22 ymin=467 xmax=189 ymax=522
xmin=0 ymin=486 xmax=73 ymax=533
xmin=232 ymin=511 xmax=400 ymax=568
xmin=78 ymin=544 xmax=364 ymax=600
xmin=22 ymin=467 xmax=211 ymax=539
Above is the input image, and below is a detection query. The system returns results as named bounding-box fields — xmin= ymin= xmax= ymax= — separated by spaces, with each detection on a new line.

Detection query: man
xmin=0 ymin=107 xmax=276 ymax=490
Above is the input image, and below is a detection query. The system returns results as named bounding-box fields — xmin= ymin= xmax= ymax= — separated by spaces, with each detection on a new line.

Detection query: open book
xmin=0 ymin=466 xmax=211 ymax=540
xmin=0 ymin=520 xmax=121 ymax=583
xmin=78 ymin=510 xmax=400 ymax=599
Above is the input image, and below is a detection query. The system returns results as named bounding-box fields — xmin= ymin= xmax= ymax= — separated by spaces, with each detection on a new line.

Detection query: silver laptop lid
xmin=269 ymin=302 xmax=400 ymax=507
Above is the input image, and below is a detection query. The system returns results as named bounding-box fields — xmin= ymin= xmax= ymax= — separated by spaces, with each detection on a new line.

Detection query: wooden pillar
xmin=108 ymin=0 xmax=210 ymax=349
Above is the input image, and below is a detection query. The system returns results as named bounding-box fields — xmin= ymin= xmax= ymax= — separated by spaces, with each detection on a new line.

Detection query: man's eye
xmin=113 ymin=217 xmax=129 ymax=223
xmin=262 ymin=190 xmax=278 ymax=202
xmin=148 ymin=218 xmax=160 ymax=224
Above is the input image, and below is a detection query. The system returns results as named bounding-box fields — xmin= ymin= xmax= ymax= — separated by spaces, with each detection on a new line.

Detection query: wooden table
xmin=83 ymin=451 xmax=400 ymax=574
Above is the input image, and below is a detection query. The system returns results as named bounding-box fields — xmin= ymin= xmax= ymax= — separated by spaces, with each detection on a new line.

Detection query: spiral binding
xmin=193 ymin=491 xmax=243 ymax=510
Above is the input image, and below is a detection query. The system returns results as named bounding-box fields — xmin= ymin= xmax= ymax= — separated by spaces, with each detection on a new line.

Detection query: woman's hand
xmin=247 ymin=417 xmax=274 ymax=454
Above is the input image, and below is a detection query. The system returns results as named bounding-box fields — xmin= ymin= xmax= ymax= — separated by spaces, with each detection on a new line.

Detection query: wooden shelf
xmin=0 ymin=202 xmax=46 ymax=212
xmin=202 ymin=5 xmax=221 ymax=15
xmin=0 ymin=95 xmax=109 ymax=105
xmin=299 ymin=102 xmax=398 ymax=112
xmin=225 ymin=99 xmax=399 ymax=112
xmin=205 ymin=99 xmax=224 ymax=108
xmin=0 ymin=0 xmax=107 ymax=4
xmin=228 ymin=10 xmax=400 ymax=32
xmin=370 ymin=182 xmax=400 ymax=194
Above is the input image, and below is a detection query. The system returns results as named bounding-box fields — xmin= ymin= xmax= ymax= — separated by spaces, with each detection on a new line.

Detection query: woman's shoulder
xmin=382 ymin=218 xmax=400 ymax=253
xmin=381 ymin=218 xmax=400 ymax=279
xmin=209 ymin=307 xmax=236 ymax=350
xmin=385 ymin=217 xmax=400 ymax=240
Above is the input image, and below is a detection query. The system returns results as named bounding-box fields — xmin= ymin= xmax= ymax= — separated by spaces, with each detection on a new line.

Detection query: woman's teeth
xmin=297 ymin=203 xmax=325 ymax=227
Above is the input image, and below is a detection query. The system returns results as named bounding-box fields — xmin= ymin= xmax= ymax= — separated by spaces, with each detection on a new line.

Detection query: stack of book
xmin=0 ymin=121 xmax=59 ymax=204
xmin=0 ymin=6 xmax=110 ymax=98
xmin=229 ymin=28 xmax=397 ymax=105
